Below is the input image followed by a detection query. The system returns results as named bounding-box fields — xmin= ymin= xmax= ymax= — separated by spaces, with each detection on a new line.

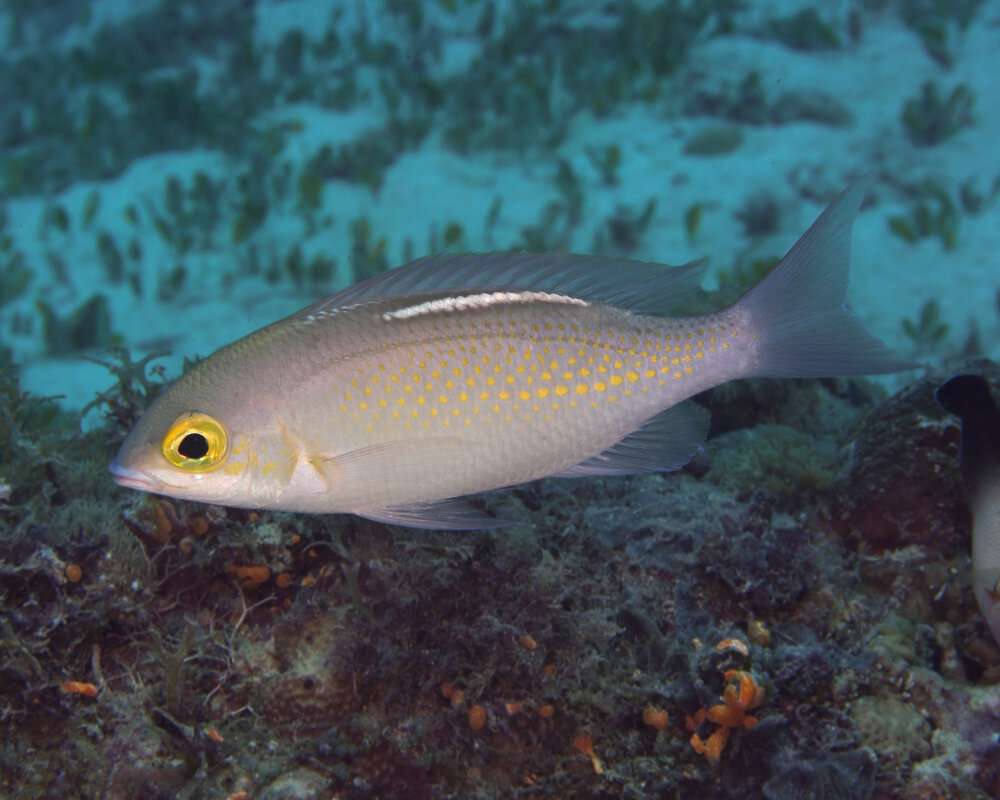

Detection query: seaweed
xmin=735 ymin=192 xmax=781 ymax=238
xmin=769 ymin=8 xmax=842 ymax=51
xmin=585 ymin=143 xmax=622 ymax=186
xmin=684 ymin=70 xmax=768 ymax=124
xmin=442 ymin=0 xmax=717 ymax=154
xmin=684 ymin=124 xmax=744 ymax=156
xmin=886 ymin=179 xmax=960 ymax=250
xmin=274 ymin=28 xmax=306 ymax=80
xmin=231 ymin=166 xmax=270 ymax=245
xmin=899 ymin=0 xmax=985 ymax=68
xmin=0 ymin=364 xmax=61 ymax=491
xmin=684 ymin=201 xmax=704 ymax=242
xmin=349 ymin=217 xmax=390 ymax=282
xmin=0 ymin=249 xmax=31 ymax=310
xmin=595 ymin=198 xmax=657 ymax=254
xmin=901 ymin=299 xmax=949 ymax=356
xmin=145 ymin=172 xmax=225 ymax=256
xmin=483 ymin=195 xmax=502 ymax=247
xmin=157 ymin=265 xmax=188 ymax=303
xmin=37 ymin=294 xmax=114 ymax=356
xmin=96 ymin=230 xmax=125 ymax=283
xmin=516 ymin=159 xmax=586 ymax=252
xmin=771 ymin=89 xmax=853 ymax=127
xmin=901 ymin=81 xmax=975 ymax=146
xmin=83 ymin=347 xmax=170 ymax=438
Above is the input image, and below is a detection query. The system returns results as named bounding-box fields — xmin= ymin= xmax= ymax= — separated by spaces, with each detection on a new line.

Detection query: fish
xmin=110 ymin=178 xmax=913 ymax=529
xmin=936 ymin=373 xmax=1000 ymax=646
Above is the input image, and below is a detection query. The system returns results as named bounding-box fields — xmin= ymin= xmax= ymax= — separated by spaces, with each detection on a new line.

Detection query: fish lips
xmin=109 ymin=459 xmax=165 ymax=492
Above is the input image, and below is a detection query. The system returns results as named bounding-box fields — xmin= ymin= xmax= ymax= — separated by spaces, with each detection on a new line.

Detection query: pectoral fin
xmin=309 ymin=437 xmax=503 ymax=528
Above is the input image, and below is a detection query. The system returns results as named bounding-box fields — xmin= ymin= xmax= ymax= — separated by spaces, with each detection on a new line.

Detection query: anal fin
xmin=359 ymin=498 xmax=508 ymax=530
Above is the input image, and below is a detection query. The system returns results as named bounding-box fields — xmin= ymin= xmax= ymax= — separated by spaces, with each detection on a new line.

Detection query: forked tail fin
xmin=736 ymin=177 xmax=916 ymax=378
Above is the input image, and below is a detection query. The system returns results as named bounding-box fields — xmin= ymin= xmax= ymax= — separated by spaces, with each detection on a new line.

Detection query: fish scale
xmin=110 ymin=179 xmax=914 ymax=528
xmin=273 ymin=293 xmax=741 ymax=511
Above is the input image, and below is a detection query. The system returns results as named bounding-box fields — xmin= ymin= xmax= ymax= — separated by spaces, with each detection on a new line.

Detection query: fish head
xmin=109 ymin=361 xmax=297 ymax=508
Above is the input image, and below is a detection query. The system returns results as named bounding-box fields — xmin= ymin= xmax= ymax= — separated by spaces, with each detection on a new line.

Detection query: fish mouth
xmin=109 ymin=460 xmax=164 ymax=492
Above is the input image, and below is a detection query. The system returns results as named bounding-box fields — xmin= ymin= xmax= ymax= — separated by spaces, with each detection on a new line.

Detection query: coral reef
xmin=3 ymin=354 xmax=999 ymax=798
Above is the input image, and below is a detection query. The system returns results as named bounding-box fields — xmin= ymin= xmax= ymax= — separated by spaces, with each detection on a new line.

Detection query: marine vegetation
xmin=886 ymin=178 xmax=963 ymax=251
xmin=0 ymin=0 xmax=998 ymax=797
xmin=3 ymin=322 xmax=1000 ymax=800
xmin=901 ymin=81 xmax=976 ymax=147
xmin=901 ymin=299 xmax=950 ymax=357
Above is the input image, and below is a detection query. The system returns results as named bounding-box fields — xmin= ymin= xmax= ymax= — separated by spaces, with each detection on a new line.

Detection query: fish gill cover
xmin=1 ymin=1 xmax=999 ymax=798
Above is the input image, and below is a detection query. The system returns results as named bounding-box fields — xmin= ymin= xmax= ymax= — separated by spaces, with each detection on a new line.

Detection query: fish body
xmin=111 ymin=179 xmax=911 ymax=528
xmin=936 ymin=374 xmax=1000 ymax=646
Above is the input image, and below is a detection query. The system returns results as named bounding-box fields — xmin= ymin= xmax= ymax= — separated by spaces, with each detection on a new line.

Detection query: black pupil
xmin=178 ymin=432 xmax=210 ymax=460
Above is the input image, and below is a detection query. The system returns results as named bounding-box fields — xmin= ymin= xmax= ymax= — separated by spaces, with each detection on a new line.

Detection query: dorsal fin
xmin=296 ymin=253 xmax=707 ymax=319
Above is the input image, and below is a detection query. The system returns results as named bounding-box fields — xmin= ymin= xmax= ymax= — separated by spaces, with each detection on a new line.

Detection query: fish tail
xmin=735 ymin=177 xmax=915 ymax=378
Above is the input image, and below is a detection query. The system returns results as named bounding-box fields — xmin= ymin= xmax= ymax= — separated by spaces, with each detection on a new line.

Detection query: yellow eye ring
xmin=162 ymin=412 xmax=227 ymax=471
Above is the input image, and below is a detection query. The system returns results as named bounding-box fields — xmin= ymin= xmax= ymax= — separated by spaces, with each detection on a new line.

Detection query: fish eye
xmin=162 ymin=412 xmax=227 ymax=471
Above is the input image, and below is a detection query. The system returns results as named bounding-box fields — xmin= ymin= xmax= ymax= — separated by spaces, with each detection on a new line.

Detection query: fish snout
xmin=109 ymin=459 xmax=164 ymax=492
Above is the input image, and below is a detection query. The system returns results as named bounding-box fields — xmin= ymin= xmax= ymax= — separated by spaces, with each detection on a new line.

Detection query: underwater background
xmin=1 ymin=0 xmax=999 ymax=798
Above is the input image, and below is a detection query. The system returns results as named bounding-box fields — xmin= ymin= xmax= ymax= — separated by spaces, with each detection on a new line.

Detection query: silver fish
xmin=110 ymin=179 xmax=912 ymax=528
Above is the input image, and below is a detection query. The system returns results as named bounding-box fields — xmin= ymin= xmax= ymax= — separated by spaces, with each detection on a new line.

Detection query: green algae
xmin=704 ymin=423 xmax=839 ymax=500
xmin=902 ymin=81 xmax=975 ymax=147
xmin=902 ymin=299 xmax=950 ymax=356
xmin=683 ymin=124 xmax=744 ymax=157
xmin=769 ymin=8 xmax=843 ymax=51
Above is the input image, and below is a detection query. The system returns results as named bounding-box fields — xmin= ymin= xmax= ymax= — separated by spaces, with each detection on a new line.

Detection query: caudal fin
xmin=736 ymin=177 xmax=916 ymax=378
